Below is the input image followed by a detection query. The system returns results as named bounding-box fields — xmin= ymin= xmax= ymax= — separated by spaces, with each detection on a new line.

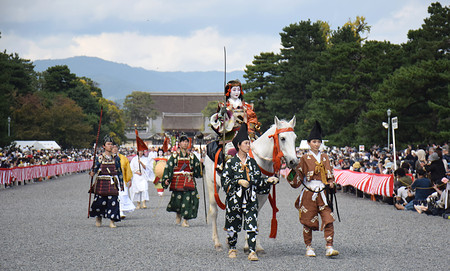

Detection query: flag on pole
xmin=135 ymin=126 xmax=148 ymax=152
xmin=188 ymin=137 xmax=192 ymax=150
xmin=162 ymin=136 xmax=170 ymax=153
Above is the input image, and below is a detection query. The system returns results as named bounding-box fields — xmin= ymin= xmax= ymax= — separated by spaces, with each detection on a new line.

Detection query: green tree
xmin=99 ymin=98 xmax=126 ymax=145
xmin=12 ymin=93 xmax=50 ymax=140
xmin=268 ymin=20 xmax=328 ymax=137
xmin=45 ymin=95 xmax=93 ymax=148
xmin=41 ymin=65 xmax=77 ymax=93
xmin=341 ymin=16 xmax=371 ymax=43
xmin=243 ymin=52 xmax=281 ymax=130
xmin=0 ymin=51 xmax=36 ymax=146
xmin=122 ymin=91 xmax=157 ymax=127
xmin=404 ymin=2 xmax=450 ymax=63
xmin=305 ymin=26 xmax=363 ymax=145
xmin=202 ymin=100 xmax=220 ymax=118
xmin=367 ymin=59 xmax=450 ymax=146
xmin=13 ymin=94 xmax=93 ymax=148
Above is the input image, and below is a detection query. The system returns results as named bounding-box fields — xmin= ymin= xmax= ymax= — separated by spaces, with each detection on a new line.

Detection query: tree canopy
xmin=0 ymin=51 xmax=125 ymax=148
xmin=243 ymin=2 xmax=449 ymax=148
xmin=122 ymin=91 xmax=158 ymax=127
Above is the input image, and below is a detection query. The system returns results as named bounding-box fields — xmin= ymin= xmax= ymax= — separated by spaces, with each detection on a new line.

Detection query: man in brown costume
xmin=287 ymin=121 xmax=339 ymax=257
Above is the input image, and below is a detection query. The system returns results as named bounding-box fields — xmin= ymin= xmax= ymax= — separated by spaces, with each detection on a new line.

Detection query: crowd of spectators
xmin=0 ymin=144 xmax=138 ymax=169
xmin=317 ymin=143 xmax=449 ymax=219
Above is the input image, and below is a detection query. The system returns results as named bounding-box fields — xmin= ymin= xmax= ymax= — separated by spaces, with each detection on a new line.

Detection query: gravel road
xmin=1 ymin=173 xmax=448 ymax=270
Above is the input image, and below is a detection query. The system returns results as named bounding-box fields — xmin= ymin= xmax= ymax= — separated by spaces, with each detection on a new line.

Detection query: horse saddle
xmin=206 ymin=140 xmax=224 ymax=168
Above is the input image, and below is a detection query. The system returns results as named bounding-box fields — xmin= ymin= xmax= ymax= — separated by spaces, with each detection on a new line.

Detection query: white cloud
xmin=0 ymin=27 xmax=280 ymax=72
xmin=1 ymin=0 xmax=219 ymax=25
xmin=0 ymin=0 xmax=437 ymax=71
xmin=369 ymin=1 xmax=429 ymax=44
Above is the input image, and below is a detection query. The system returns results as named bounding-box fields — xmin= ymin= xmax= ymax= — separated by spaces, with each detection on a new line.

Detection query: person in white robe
xmin=112 ymin=144 xmax=135 ymax=218
xmin=130 ymin=151 xmax=151 ymax=209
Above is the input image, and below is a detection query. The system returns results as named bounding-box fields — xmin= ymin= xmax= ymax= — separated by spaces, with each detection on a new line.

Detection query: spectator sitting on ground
xmin=414 ymin=177 xmax=448 ymax=216
xmin=351 ymin=161 xmax=361 ymax=172
xmin=365 ymin=162 xmax=377 ymax=173
xmin=425 ymin=152 xmax=446 ymax=188
xmin=415 ymin=149 xmax=427 ymax=172
xmin=395 ymin=169 xmax=433 ymax=211
xmin=393 ymin=168 xmax=413 ymax=207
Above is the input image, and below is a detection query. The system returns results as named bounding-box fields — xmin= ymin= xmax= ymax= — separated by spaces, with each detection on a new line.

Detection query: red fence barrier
xmin=334 ymin=169 xmax=394 ymax=197
xmin=0 ymin=161 xmax=92 ymax=185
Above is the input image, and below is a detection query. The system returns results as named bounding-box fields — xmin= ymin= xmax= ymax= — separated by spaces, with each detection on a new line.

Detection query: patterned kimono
xmin=222 ymin=154 xmax=270 ymax=233
xmin=288 ymin=151 xmax=336 ymax=246
xmin=210 ymin=100 xmax=259 ymax=140
xmin=89 ymin=154 xmax=124 ymax=222
xmin=162 ymin=151 xmax=202 ymax=220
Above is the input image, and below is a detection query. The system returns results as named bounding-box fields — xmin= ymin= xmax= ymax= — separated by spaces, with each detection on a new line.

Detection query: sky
xmin=0 ymin=0 xmax=445 ymax=72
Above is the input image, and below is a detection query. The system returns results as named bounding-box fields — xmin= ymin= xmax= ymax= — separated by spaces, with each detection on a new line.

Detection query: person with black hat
xmin=89 ymin=135 xmax=124 ymax=228
xmin=222 ymin=123 xmax=279 ymax=261
xmin=162 ymin=134 xmax=202 ymax=227
xmin=287 ymin=121 xmax=339 ymax=257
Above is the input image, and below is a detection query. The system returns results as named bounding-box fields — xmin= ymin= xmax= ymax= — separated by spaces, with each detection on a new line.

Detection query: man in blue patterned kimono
xmin=222 ymin=123 xmax=278 ymax=261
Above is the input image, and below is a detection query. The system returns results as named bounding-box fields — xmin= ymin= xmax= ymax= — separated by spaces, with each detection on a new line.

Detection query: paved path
xmin=0 ymin=173 xmax=448 ymax=270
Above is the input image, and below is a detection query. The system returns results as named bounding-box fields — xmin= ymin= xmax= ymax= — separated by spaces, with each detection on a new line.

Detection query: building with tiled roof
xmin=125 ymin=92 xmax=223 ymax=146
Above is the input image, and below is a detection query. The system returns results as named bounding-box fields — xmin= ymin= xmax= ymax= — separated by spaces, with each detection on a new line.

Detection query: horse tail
xmin=214 ymin=148 xmax=226 ymax=210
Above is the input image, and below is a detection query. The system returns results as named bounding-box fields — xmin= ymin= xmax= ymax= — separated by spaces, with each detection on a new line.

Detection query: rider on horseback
xmin=209 ymin=79 xmax=261 ymax=166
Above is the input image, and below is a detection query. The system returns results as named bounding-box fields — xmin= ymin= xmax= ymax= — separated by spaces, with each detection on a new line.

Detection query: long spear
xmin=221 ymin=46 xmax=227 ymax=166
xmin=88 ymin=106 xmax=103 ymax=218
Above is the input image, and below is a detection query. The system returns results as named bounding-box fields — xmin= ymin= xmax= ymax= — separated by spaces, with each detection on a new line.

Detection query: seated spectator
xmin=425 ymin=153 xmax=446 ymax=188
xmin=383 ymin=159 xmax=393 ymax=174
xmin=395 ymin=169 xmax=433 ymax=211
xmin=351 ymin=161 xmax=361 ymax=172
xmin=415 ymin=178 xmax=448 ymax=216
xmin=415 ymin=149 xmax=427 ymax=172
xmin=393 ymin=168 xmax=413 ymax=207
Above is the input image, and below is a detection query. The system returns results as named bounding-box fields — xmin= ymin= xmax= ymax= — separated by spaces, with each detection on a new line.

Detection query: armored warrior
xmin=222 ymin=123 xmax=278 ymax=261
xmin=89 ymin=135 xmax=124 ymax=228
xmin=287 ymin=121 xmax=339 ymax=257
xmin=162 ymin=135 xmax=202 ymax=227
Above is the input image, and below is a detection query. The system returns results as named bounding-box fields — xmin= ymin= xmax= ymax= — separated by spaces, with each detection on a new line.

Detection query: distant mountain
xmin=33 ymin=56 xmax=245 ymax=102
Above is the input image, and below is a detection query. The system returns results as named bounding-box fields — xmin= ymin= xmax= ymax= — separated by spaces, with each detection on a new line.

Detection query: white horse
xmin=203 ymin=116 xmax=298 ymax=252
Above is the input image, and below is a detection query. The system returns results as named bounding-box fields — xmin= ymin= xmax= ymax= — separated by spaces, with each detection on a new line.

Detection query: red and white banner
xmin=0 ymin=161 xmax=92 ymax=185
xmin=334 ymin=169 xmax=393 ymax=197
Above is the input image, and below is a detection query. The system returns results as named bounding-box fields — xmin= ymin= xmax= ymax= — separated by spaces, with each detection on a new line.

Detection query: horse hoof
xmin=215 ymin=244 xmax=223 ymax=251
